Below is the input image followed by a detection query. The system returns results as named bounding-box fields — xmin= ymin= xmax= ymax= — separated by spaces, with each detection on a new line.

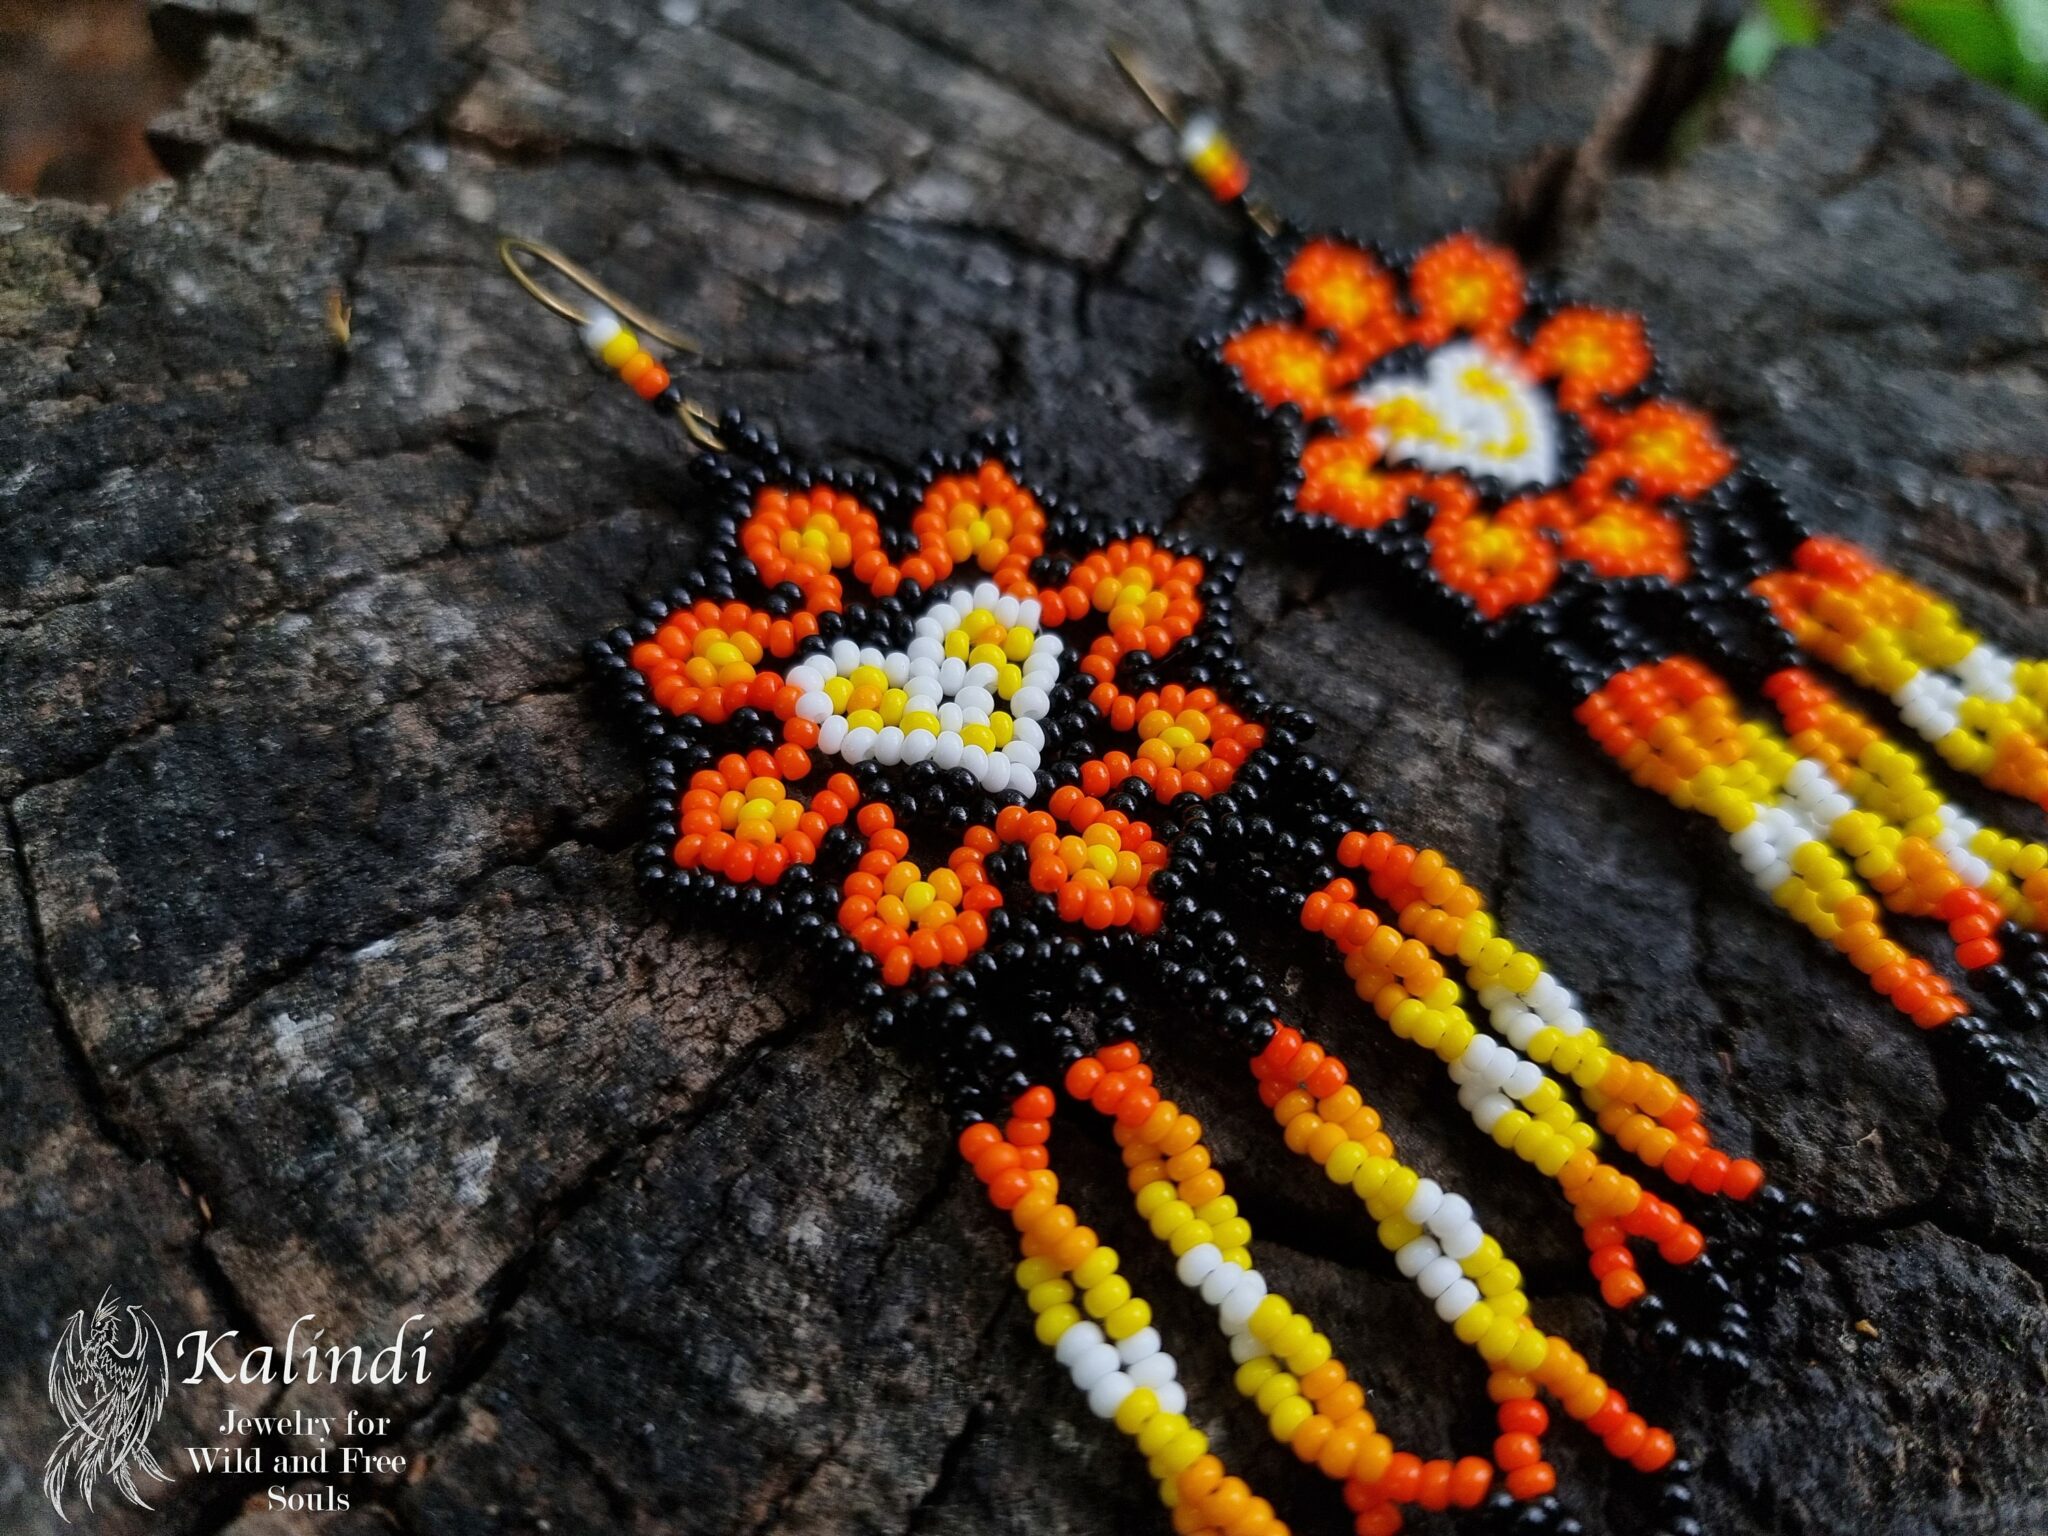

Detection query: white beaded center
xmin=787 ymin=581 xmax=1060 ymax=798
xmin=1355 ymin=340 xmax=1561 ymax=488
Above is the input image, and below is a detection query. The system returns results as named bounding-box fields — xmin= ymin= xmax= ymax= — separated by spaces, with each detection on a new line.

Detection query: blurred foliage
xmin=1729 ymin=0 xmax=2048 ymax=113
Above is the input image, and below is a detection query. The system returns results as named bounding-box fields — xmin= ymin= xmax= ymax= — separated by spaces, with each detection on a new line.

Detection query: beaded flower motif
xmin=1219 ymin=233 xmax=1726 ymax=621
xmin=609 ymin=450 xmax=1262 ymax=992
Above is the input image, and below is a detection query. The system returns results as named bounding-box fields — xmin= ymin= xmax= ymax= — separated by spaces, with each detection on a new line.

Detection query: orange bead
xmin=1505 ymin=1462 xmax=1556 ymax=1500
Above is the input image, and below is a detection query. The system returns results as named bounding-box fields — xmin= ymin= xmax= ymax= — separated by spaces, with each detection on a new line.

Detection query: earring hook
xmin=498 ymin=237 xmax=704 ymax=353
xmin=498 ymin=235 xmax=727 ymax=452
xmin=1106 ymin=45 xmax=1279 ymax=238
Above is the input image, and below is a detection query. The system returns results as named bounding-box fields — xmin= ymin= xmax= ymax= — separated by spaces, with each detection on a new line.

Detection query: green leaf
xmin=1891 ymin=1 xmax=2024 ymax=83
xmin=1763 ymin=0 xmax=1827 ymax=45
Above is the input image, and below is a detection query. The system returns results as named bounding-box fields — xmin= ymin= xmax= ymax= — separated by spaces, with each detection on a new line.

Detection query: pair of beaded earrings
xmin=504 ymin=52 xmax=2045 ymax=1536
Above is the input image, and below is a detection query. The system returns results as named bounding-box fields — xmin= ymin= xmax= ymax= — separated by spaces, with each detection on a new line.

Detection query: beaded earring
xmin=1109 ymin=53 xmax=2048 ymax=1118
xmin=503 ymin=235 xmax=1781 ymax=1536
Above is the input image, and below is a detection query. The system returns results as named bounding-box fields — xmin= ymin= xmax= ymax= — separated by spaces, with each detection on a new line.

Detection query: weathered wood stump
xmin=2 ymin=3 xmax=2045 ymax=1532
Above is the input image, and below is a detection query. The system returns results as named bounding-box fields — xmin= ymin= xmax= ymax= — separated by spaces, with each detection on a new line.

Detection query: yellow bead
xmin=1479 ymin=1260 xmax=1522 ymax=1297
xmin=1453 ymin=1301 xmax=1495 ymax=1344
xmin=1034 ymin=1304 xmax=1081 ymax=1346
xmin=1477 ymin=1316 xmax=1520 ymax=1363
xmin=1285 ymin=1332 xmax=1333 ymax=1376
xmin=1137 ymin=1411 xmax=1186 ymax=1457
xmin=1325 ymin=1141 xmax=1367 ymax=1185
xmin=1377 ymin=1217 xmax=1422 ymax=1251
xmin=599 ymin=330 xmax=640 ymax=368
xmin=1209 ymin=1217 xmax=1253 ymax=1250
xmin=1155 ymin=1428 xmax=1208 ymax=1478
xmin=1507 ymin=1328 xmax=1551 ymax=1374
xmin=1167 ymin=1219 xmax=1214 ymax=1257
xmin=1014 ymin=1256 xmax=1061 ymax=1290
xmin=1149 ymin=1201 xmax=1196 ymax=1240
xmin=1268 ymin=1314 xmax=1315 ymax=1361
xmin=1114 ymin=1387 xmax=1160 ymax=1436
xmin=1072 ymin=1247 xmax=1119 ymax=1290
xmin=1104 ymin=1298 xmax=1153 ymax=1341
xmin=1026 ymin=1279 xmax=1073 ymax=1313
xmin=1083 ymin=1275 xmax=1132 ymax=1318
xmin=1269 ymin=1393 xmax=1315 ymax=1442
xmin=1247 ymin=1295 xmax=1293 ymax=1342
xmin=1235 ymin=1356 xmax=1281 ymax=1397
xmin=1253 ymin=1371 xmax=1300 ymax=1415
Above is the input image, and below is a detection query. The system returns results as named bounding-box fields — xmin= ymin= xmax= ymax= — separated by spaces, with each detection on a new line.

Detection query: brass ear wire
xmin=1107 ymin=45 xmax=1280 ymax=238
xmin=498 ymin=235 xmax=728 ymax=452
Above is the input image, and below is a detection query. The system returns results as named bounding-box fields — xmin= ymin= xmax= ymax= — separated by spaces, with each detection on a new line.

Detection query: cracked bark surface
xmin=2 ymin=3 xmax=2046 ymax=1533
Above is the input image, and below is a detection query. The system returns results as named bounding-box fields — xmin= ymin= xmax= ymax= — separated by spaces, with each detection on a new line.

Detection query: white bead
xmin=1012 ymin=686 xmax=1050 ymax=718
xmin=1199 ymin=1260 xmax=1244 ymax=1307
xmin=1460 ymin=1035 xmax=1496 ymax=1076
xmin=938 ymin=702 xmax=964 ymax=733
xmin=963 ymin=663 xmax=999 ymax=693
xmin=1440 ymin=1222 xmax=1484 ymax=1261
xmin=1054 ymin=1321 xmax=1104 ymax=1367
xmin=981 ymin=754 xmax=1011 ymax=793
xmin=1117 ymin=1328 xmax=1162 ymax=1366
xmin=1012 ymin=717 xmax=1044 ymax=749
xmin=1129 ymin=1352 xmax=1177 ymax=1388
xmin=795 ymin=691 xmax=833 ymax=723
xmin=1504 ymin=1061 xmax=1544 ymax=1100
xmin=1153 ymin=1380 xmax=1188 ymax=1416
xmin=1228 ymin=1330 xmax=1268 ymax=1364
xmin=817 ymin=716 xmax=848 ymax=753
xmin=830 ymin=639 xmax=860 ymax=672
xmin=972 ymin=581 xmax=1001 ymax=609
xmin=1472 ymin=1093 xmax=1512 ymax=1132
xmin=1434 ymin=1278 xmax=1481 ymax=1322
xmin=1403 ymin=1179 xmax=1443 ymax=1225
xmin=938 ymin=657 xmax=967 ymax=691
xmin=959 ymin=745 xmax=988 ymax=780
xmin=1217 ymin=1270 xmax=1268 ymax=1331
xmin=993 ymin=595 xmax=1021 ymax=625
xmin=1004 ymin=741 xmax=1041 ymax=769
xmin=1395 ymin=1236 xmax=1441 ymax=1278
xmin=873 ymin=727 xmax=904 ymax=766
xmin=1009 ymin=767 xmax=1037 ymax=799
xmin=933 ymin=733 xmax=963 ymax=770
xmin=1087 ymin=1371 xmax=1135 ymax=1419
xmin=900 ymin=729 xmax=936 ymax=764
xmin=1176 ymin=1244 xmax=1222 ymax=1288
xmin=1417 ymin=1256 xmax=1462 ymax=1299
xmin=579 ymin=308 xmax=623 ymax=351
xmin=1070 ymin=1343 xmax=1121 ymax=1392
xmin=1434 ymin=1194 xmax=1472 ymax=1232
xmin=840 ymin=726 xmax=876 ymax=763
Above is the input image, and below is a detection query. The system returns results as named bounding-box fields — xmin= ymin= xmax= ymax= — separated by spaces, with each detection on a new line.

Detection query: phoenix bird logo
xmin=45 ymin=1290 xmax=174 ymax=1520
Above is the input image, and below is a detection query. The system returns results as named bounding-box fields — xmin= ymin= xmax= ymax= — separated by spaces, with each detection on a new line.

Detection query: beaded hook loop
xmin=1108 ymin=45 xmax=1279 ymax=238
xmin=498 ymin=235 xmax=727 ymax=452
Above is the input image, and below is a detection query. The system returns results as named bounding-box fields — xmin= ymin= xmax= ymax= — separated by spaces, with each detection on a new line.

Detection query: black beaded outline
xmin=587 ymin=419 xmax=1309 ymax=1126
xmin=1194 ymin=225 xmax=2045 ymax=1111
